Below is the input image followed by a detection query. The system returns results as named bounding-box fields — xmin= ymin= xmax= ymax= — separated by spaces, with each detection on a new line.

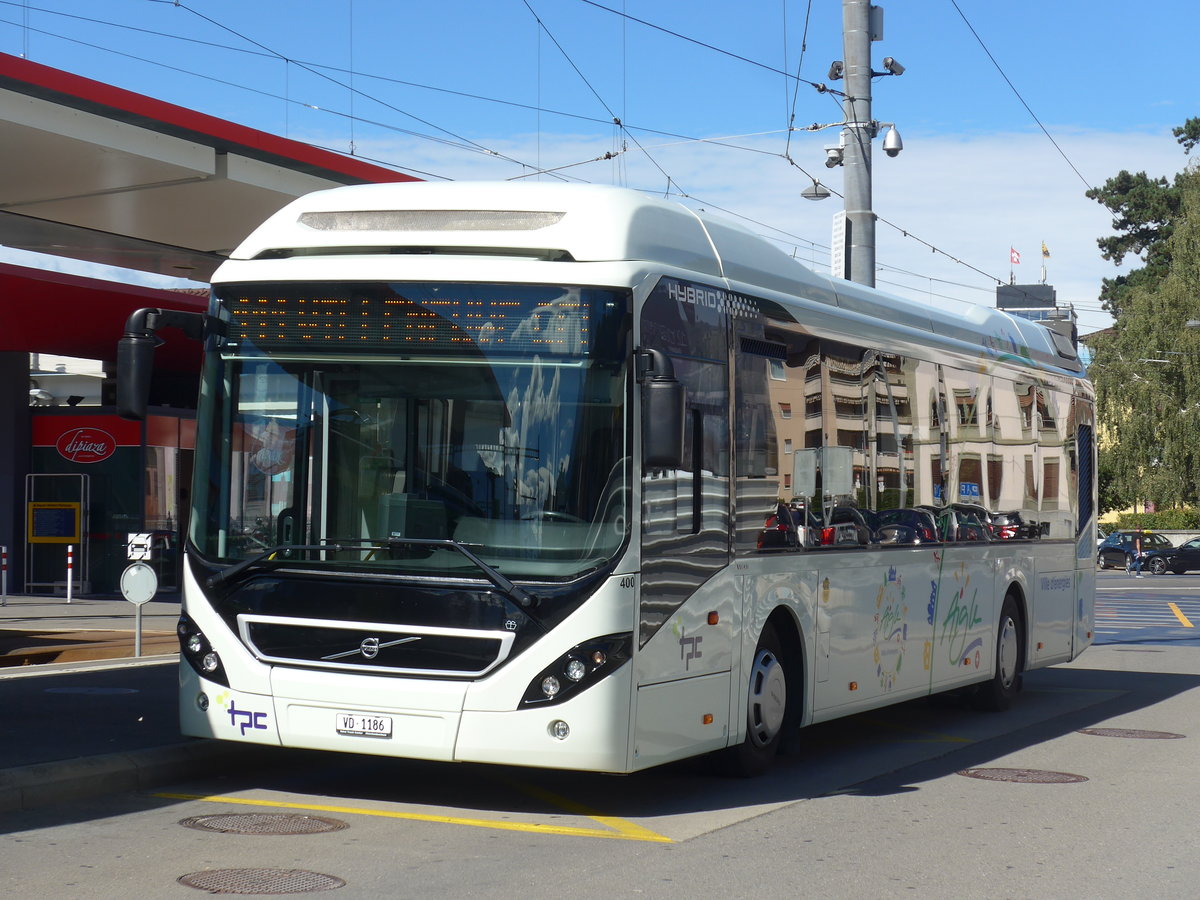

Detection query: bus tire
xmin=973 ymin=594 xmax=1024 ymax=711
xmin=718 ymin=623 xmax=789 ymax=777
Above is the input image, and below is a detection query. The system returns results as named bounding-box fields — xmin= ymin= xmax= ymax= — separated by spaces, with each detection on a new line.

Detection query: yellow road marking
xmin=1168 ymin=602 xmax=1194 ymax=627
xmin=499 ymin=778 xmax=672 ymax=843
xmin=154 ymin=792 xmax=672 ymax=843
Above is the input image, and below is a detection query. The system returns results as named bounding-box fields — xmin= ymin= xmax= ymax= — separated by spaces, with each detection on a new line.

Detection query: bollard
xmin=1 ymin=545 xmax=6 ymax=607
xmin=66 ymin=544 xmax=73 ymax=604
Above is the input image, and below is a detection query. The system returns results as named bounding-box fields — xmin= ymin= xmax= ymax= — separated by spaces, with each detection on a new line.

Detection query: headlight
xmin=565 ymin=658 xmax=587 ymax=682
xmin=520 ymin=633 xmax=631 ymax=708
xmin=177 ymin=614 xmax=230 ymax=687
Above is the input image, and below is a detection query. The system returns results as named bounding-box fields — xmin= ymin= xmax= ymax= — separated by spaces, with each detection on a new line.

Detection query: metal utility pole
xmin=841 ymin=0 xmax=875 ymax=287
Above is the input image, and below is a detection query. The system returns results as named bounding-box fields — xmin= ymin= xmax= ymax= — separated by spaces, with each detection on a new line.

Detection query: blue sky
xmin=2 ymin=0 xmax=1197 ymax=334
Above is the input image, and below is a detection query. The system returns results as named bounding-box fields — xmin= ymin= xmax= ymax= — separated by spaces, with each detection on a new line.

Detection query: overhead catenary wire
xmin=0 ymin=0 xmax=1103 ymax=320
xmin=0 ymin=7 xmax=520 ymax=164
xmin=948 ymin=0 xmax=1095 ymax=192
xmin=521 ymin=0 xmax=676 ymax=192
xmin=165 ymin=1 xmax=533 ymax=168
xmin=783 ymin=0 xmax=816 ymax=161
xmin=577 ymin=0 xmax=828 ymax=92
xmin=0 ymin=0 xmax=789 ymax=150
xmin=170 ymin=1 xmax=596 ymax=182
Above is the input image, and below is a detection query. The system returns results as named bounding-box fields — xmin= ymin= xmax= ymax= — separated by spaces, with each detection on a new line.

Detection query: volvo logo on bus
xmin=321 ymin=635 xmax=421 ymax=662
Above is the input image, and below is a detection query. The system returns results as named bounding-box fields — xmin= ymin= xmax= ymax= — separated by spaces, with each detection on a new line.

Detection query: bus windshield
xmin=191 ymin=282 xmax=632 ymax=581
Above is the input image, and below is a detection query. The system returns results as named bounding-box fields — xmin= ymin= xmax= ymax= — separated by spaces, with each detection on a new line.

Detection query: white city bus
xmin=119 ymin=182 xmax=1096 ymax=775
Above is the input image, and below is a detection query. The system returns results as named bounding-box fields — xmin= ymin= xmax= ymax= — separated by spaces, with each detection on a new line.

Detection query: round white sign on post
xmin=120 ymin=562 xmax=158 ymax=606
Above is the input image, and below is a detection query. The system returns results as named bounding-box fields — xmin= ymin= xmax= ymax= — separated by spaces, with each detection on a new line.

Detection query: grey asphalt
xmin=0 ymin=593 xmax=270 ymax=813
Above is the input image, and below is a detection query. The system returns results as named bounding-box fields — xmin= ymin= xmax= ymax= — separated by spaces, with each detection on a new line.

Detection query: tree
xmin=1085 ymin=116 xmax=1200 ymax=316
xmin=1089 ymin=161 xmax=1200 ymax=510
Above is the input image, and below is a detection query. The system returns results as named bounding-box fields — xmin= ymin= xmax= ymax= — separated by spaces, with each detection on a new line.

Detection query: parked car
xmin=875 ymin=507 xmax=939 ymax=544
xmin=917 ymin=504 xmax=991 ymax=542
xmin=949 ymin=503 xmax=994 ymax=541
xmin=757 ymin=501 xmax=820 ymax=550
xmin=1139 ymin=537 xmax=1200 ymax=575
xmin=822 ymin=505 xmax=876 ymax=546
xmin=992 ymin=510 xmax=1039 ymax=540
xmin=1097 ymin=530 xmax=1174 ymax=570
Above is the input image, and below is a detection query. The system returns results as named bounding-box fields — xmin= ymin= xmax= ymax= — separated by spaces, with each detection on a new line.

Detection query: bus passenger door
xmin=1029 ymin=385 xmax=1075 ymax=664
xmin=632 ymin=278 xmax=734 ymax=767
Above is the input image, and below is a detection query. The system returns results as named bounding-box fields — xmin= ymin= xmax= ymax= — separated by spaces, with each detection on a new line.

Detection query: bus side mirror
xmin=115 ymin=307 xmax=215 ymax=420
xmin=638 ymin=348 xmax=684 ymax=470
xmin=116 ymin=331 xmax=157 ymax=420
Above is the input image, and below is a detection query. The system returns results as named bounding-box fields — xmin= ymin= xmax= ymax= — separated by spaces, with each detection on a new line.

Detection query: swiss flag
xmin=1010 ymin=247 xmax=1021 ymax=264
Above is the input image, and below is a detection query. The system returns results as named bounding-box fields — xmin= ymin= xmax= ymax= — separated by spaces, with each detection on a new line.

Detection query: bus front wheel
xmin=973 ymin=594 xmax=1024 ymax=711
xmin=719 ymin=623 xmax=788 ymax=777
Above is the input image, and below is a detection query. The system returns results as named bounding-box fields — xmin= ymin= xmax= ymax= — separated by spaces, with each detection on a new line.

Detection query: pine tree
xmin=1085 ymin=117 xmax=1200 ymax=316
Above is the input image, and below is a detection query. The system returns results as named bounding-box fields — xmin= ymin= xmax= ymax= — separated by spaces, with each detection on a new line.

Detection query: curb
xmin=0 ymin=653 xmax=179 ymax=680
xmin=0 ymin=740 xmax=276 ymax=814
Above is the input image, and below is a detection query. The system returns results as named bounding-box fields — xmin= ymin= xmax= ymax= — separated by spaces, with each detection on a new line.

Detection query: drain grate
xmin=180 ymin=813 xmax=348 ymax=835
xmin=178 ymin=867 xmax=345 ymax=894
xmin=958 ymin=767 xmax=1088 ymax=784
xmin=1078 ymin=728 xmax=1185 ymax=740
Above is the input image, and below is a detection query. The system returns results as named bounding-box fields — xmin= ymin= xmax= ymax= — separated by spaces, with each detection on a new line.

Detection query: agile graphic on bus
xmin=117 ymin=182 xmax=1095 ymax=776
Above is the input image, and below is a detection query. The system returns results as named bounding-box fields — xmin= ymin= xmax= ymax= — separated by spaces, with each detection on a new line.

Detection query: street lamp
xmin=802 ymin=182 xmax=832 ymax=201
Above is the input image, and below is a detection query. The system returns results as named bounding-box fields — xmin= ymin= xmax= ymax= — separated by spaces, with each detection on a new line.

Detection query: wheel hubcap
xmin=747 ymin=649 xmax=786 ymax=748
xmin=997 ymin=616 xmax=1018 ymax=689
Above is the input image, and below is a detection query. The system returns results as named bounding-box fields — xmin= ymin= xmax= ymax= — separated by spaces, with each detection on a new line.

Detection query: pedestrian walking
xmin=1129 ymin=531 xmax=1144 ymax=577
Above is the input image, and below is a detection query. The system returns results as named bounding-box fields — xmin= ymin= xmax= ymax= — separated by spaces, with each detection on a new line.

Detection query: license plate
xmin=335 ymin=713 xmax=393 ymax=738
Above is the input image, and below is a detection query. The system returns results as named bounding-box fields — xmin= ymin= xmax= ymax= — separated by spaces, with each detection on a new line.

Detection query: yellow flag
xmin=1041 ymin=242 xmax=1050 ymax=258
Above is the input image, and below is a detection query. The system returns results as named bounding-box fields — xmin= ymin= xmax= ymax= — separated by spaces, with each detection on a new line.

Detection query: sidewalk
xmin=0 ymin=592 xmax=267 ymax=813
xmin=0 ymin=593 xmax=180 ymax=666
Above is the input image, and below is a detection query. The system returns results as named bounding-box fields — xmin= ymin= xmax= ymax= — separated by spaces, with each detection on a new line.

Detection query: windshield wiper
xmin=384 ymin=537 xmax=539 ymax=609
xmin=206 ymin=544 xmax=345 ymax=592
xmin=206 ymin=538 xmax=538 ymax=609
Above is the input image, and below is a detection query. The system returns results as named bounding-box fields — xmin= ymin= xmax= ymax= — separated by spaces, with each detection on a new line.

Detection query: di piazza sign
xmin=32 ymin=415 xmax=145 ymax=465
xmin=32 ymin=414 xmax=192 ymax=463
xmin=55 ymin=427 xmax=117 ymax=463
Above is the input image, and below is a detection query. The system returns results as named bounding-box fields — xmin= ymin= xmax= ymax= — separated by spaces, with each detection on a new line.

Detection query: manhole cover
xmin=958 ymin=767 xmax=1088 ymax=784
xmin=180 ymin=813 xmax=348 ymax=835
xmin=178 ymin=868 xmax=345 ymax=894
xmin=1078 ymin=728 xmax=1185 ymax=740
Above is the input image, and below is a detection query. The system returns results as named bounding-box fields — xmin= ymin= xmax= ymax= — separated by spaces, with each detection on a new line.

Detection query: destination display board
xmin=27 ymin=502 xmax=81 ymax=544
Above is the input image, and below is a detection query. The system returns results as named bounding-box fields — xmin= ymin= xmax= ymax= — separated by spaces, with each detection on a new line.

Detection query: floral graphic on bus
xmin=873 ymin=567 xmax=908 ymax=691
xmin=940 ymin=562 xmax=983 ymax=669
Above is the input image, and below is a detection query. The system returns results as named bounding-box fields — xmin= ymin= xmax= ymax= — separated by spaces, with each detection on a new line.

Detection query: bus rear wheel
xmin=718 ymin=623 xmax=788 ymax=777
xmin=973 ymin=594 xmax=1024 ymax=711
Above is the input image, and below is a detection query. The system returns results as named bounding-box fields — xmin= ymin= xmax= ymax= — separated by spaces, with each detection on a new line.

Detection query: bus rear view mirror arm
xmin=116 ymin=307 xmax=223 ymax=420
